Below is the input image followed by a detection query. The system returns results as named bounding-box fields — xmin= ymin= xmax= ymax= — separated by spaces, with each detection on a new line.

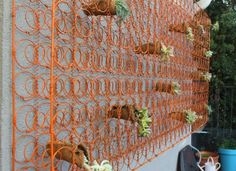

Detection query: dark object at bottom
xmin=177 ymin=145 xmax=199 ymax=171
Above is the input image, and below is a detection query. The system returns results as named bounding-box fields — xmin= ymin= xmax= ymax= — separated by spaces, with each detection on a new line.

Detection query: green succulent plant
xmin=186 ymin=27 xmax=194 ymax=41
xmin=212 ymin=21 xmax=219 ymax=32
xmin=184 ymin=109 xmax=198 ymax=124
xmin=205 ymin=50 xmax=213 ymax=58
xmin=160 ymin=43 xmax=174 ymax=61
xmin=171 ymin=81 xmax=181 ymax=95
xmin=135 ymin=108 xmax=152 ymax=137
xmin=90 ymin=160 xmax=113 ymax=171
xmin=205 ymin=104 xmax=213 ymax=115
xmin=201 ymin=72 xmax=212 ymax=82
xmin=219 ymin=139 xmax=236 ymax=149
xmin=115 ymin=0 xmax=130 ymax=22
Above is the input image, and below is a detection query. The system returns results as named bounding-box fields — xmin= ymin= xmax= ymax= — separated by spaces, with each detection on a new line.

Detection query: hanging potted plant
xmin=46 ymin=141 xmax=113 ymax=171
xmin=46 ymin=141 xmax=90 ymax=169
xmin=205 ymin=104 xmax=213 ymax=115
xmin=156 ymin=81 xmax=181 ymax=95
xmin=169 ymin=23 xmax=194 ymax=41
xmin=170 ymin=109 xmax=199 ymax=124
xmin=201 ymin=72 xmax=212 ymax=82
xmin=205 ymin=50 xmax=213 ymax=58
xmin=191 ymin=71 xmax=212 ymax=82
xmin=218 ymin=139 xmax=236 ymax=171
xmin=134 ymin=42 xmax=174 ymax=61
xmin=82 ymin=0 xmax=130 ymax=21
xmin=108 ymin=105 xmax=152 ymax=137
xmin=212 ymin=21 xmax=219 ymax=32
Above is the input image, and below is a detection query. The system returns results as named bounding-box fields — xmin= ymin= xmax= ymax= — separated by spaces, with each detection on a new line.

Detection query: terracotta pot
xmin=156 ymin=82 xmax=173 ymax=94
xmin=169 ymin=23 xmax=189 ymax=33
xmin=196 ymin=151 xmax=219 ymax=166
xmin=82 ymin=0 xmax=116 ymax=16
xmin=170 ymin=112 xmax=186 ymax=123
xmin=46 ymin=142 xmax=89 ymax=168
xmin=190 ymin=71 xmax=202 ymax=80
xmin=108 ymin=105 xmax=138 ymax=123
xmin=134 ymin=42 xmax=161 ymax=55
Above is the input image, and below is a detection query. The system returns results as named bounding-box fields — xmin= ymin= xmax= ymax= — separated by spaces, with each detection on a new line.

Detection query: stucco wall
xmin=139 ymin=136 xmax=191 ymax=171
xmin=0 ymin=0 xmax=12 ymax=170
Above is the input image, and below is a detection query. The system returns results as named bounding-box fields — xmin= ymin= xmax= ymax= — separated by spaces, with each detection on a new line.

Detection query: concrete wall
xmin=0 ymin=0 xmax=12 ymax=170
xmin=0 ymin=0 xmax=192 ymax=170
xmin=139 ymin=136 xmax=191 ymax=171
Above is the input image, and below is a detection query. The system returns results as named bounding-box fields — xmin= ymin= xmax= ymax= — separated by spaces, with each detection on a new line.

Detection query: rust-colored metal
xmin=11 ymin=0 xmax=211 ymax=170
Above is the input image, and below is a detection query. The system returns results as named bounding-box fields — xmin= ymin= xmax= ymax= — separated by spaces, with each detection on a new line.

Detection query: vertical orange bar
xmin=50 ymin=0 xmax=56 ymax=170
xmin=11 ymin=0 xmax=16 ymax=170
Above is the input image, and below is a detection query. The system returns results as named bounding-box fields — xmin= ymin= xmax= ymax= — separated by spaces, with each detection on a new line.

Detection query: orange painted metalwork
xmin=11 ymin=0 xmax=211 ymax=170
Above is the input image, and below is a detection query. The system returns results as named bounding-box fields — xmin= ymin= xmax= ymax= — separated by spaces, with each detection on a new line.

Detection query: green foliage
xmin=186 ymin=27 xmax=194 ymax=41
xmin=136 ymin=108 xmax=152 ymax=137
xmin=206 ymin=0 xmax=236 ymax=129
xmin=115 ymin=0 xmax=130 ymax=22
xmin=219 ymin=139 xmax=236 ymax=149
xmin=171 ymin=81 xmax=181 ymax=95
xmin=160 ymin=43 xmax=174 ymax=61
xmin=207 ymin=1 xmax=236 ymax=87
xmin=184 ymin=109 xmax=198 ymax=124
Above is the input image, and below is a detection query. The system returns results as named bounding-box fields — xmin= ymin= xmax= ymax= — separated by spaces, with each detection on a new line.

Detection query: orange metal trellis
xmin=11 ymin=0 xmax=211 ymax=170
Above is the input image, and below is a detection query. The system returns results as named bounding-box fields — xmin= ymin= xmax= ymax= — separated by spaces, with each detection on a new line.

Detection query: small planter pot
xmin=82 ymin=0 xmax=116 ymax=16
xmin=135 ymin=42 xmax=174 ymax=61
xmin=107 ymin=105 xmax=138 ymax=123
xmin=196 ymin=151 xmax=219 ymax=166
xmin=191 ymin=71 xmax=212 ymax=82
xmin=156 ymin=81 xmax=181 ymax=95
xmin=46 ymin=142 xmax=89 ymax=168
xmin=170 ymin=109 xmax=198 ymax=124
xmin=134 ymin=42 xmax=162 ymax=55
xmin=108 ymin=105 xmax=152 ymax=137
xmin=169 ymin=23 xmax=194 ymax=41
xmin=219 ymin=148 xmax=236 ymax=171
xmin=170 ymin=112 xmax=185 ymax=123
xmin=82 ymin=0 xmax=130 ymax=21
xmin=169 ymin=23 xmax=189 ymax=33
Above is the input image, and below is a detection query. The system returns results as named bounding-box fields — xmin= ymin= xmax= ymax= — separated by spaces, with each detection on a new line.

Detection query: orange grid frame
xmin=11 ymin=0 xmax=211 ymax=170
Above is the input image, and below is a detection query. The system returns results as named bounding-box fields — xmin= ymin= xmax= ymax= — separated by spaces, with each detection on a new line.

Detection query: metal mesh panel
xmin=11 ymin=0 xmax=211 ymax=170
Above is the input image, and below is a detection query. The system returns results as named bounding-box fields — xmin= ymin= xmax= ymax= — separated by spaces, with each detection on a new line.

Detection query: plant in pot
xmin=156 ymin=81 xmax=181 ymax=95
xmin=170 ymin=109 xmax=199 ymax=124
xmin=169 ymin=23 xmax=194 ymax=41
xmin=201 ymin=72 xmax=212 ymax=82
xmin=46 ymin=141 xmax=113 ymax=171
xmin=205 ymin=50 xmax=213 ymax=58
xmin=218 ymin=139 xmax=236 ymax=171
xmin=46 ymin=141 xmax=90 ymax=169
xmin=212 ymin=21 xmax=219 ymax=32
xmin=134 ymin=41 xmax=174 ymax=61
xmin=205 ymin=104 xmax=213 ymax=115
xmin=108 ymin=105 xmax=152 ymax=137
xmin=191 ymin=71 xmax=212 ymax=82
xmin=82 ymin=0 xmax=130 ymax=22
